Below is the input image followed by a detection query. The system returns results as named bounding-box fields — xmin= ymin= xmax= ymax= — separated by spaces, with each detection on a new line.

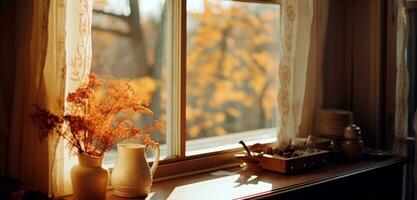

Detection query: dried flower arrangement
xmin=31 ymin=73 xmax=164 ymax=157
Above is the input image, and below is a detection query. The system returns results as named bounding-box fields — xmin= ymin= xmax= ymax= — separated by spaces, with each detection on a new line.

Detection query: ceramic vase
xmin=341 ymin=139 xmax=364 ymax=160
xmin=71 ymin=153 xmax=109 ymax=200
xmin=342 ymin=124 xmax=364 ymax=160
xmin=111 ymin=143 xmax=160 ymax=197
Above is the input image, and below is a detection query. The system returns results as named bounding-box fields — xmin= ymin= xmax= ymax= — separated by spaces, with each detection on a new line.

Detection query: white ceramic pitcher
xmin=111 ymin=143 xmax=160 ymax=197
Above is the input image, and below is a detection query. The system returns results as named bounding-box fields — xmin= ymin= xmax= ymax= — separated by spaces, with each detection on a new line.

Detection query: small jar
xmin=341 ymin=124 xmax=364 ymax=160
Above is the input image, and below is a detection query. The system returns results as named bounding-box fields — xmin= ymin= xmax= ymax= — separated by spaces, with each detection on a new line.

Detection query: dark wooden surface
xmin=64 ymin=156 xmax=407 ymax=200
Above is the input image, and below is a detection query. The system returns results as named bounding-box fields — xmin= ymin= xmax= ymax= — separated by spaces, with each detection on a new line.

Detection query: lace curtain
xmin=0 ymin=0 xmax=92 ymax=196
xmin=50 ymin=0 xmax=93 ymax=196
xmin=393 ymin=0 xmax=409 ymax=156
xmin=277 ymin=0 xmax=329 ymax=145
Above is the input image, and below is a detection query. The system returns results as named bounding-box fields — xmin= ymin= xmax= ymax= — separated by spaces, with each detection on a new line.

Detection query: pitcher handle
xmin=150 ymin=143 xmax=160 ymax=176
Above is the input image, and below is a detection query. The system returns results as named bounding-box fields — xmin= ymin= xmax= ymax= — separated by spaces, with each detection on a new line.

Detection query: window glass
xmin=186 ymin=0 xmax=280 ymax=155
xmin=91 ymin=0 xmax=169 ymax=164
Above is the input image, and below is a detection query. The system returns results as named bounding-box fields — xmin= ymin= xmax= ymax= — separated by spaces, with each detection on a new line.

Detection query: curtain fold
xmin=0 ymin=0 xmax=92 ymax=196
xmin=34 ymin=0 xmax=93 ymax=196
xmin=58 ymin=0 xmax=93 ymax=196
xmin=7 ymin=0 xmax=51 ymax=193
xmin=299 ymin=0 xmax=328 ymax=138
xmin=277 ymin=0 xmax=328 ymax=145
xmin=45 ymin=0 xmax=67 ymax=195
xmin=39 ymin=0 xmax=93 ymax=196
xmin=0 ymin=0 xmax=17 ymax=177
xmin=393 ymin=2 xmax=411 ymax=200
xmin=393 ymin=0 xmax=409 ymax=156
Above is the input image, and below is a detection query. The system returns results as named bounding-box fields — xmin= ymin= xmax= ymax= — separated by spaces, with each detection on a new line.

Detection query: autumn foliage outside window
xmin=186 ymin=0 xmax=280 ymax=140
xmin=90 ymin=0 xmax=280 ymax=161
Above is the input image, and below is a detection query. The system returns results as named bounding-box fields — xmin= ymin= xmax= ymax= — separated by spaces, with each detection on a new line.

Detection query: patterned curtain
xmin=50 ymin=0 xmax=93 ymax=196
xmin=393 ymin=0 xmax=409 ymax=156
xmin=277 ymin=0 xmax=329 ymax=145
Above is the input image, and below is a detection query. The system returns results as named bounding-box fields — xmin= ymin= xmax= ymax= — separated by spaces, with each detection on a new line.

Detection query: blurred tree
xmin=90 ymin=0 xmax=280 ymax=141
xmin=129 ymin=0 xmax=150 ymax=76
xmin=90 ymin=0 xmax=166 ymax=144
xmin=186 ymin=1 xmax=280 ymax=139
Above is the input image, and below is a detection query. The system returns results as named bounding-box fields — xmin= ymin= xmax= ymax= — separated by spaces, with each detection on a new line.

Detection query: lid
xmin=344 ymin=124 xmax=362 ymax=139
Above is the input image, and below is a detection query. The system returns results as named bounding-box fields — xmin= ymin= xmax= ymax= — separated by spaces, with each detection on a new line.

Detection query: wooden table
xmin=66 ymin=156 xmax=408 ymax=200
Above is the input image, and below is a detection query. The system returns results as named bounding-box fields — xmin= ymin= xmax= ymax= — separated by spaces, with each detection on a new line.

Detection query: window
xmin=90 ymin=0 xmax=169 ymax=164
xmin=92 ymin=0 xmax=281 ymax=170
xmin=186 ymin=0 xmax=280 ymax=155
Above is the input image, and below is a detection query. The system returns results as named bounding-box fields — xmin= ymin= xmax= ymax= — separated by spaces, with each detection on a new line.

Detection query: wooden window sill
xmin=64 ymin=156 xmax=408 ymax=200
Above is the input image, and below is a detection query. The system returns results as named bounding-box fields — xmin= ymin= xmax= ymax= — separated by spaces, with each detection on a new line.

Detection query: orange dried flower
xmin=31 ymin=73 xmax=164 ymax=156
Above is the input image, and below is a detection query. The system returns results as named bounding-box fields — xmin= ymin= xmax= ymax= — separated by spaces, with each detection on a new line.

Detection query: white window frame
xmin=153 ymin=0 xmax=281 ymax=179
xmin=95 ymin=0 xmax=282 ymax=179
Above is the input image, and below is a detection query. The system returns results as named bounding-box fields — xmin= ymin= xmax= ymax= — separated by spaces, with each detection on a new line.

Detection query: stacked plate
xmin=316 ymin=109 xmax=353 ymax=139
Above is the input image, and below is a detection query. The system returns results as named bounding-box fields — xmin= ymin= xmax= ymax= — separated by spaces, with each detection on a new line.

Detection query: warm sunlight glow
xmin=166 ymin=174 xmax=273 ymax=200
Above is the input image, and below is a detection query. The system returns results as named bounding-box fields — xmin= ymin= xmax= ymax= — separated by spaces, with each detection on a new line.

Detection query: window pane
xmin=186 ymin=0 xmax=280 ymax=155
xmin=91 ymin=0 xmax=169 ymax=164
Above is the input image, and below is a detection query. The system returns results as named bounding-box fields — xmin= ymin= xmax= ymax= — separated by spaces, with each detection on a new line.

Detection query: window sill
xmin=104 ymin=128 xmax=276 ymax=166
xmin=64 ymin=156 xmax=408 ymax=200
xmin=103 ymin=128 xmax=276 ymax=181
xmin=186 ymin=128 xmax=276 ymax=156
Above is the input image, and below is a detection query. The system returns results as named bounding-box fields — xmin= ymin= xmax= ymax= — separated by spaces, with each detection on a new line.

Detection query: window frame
xmin=151 ymin=0 xmax=281 ymax=180
xmin=99 ymin=0 xmax=282 ymax=180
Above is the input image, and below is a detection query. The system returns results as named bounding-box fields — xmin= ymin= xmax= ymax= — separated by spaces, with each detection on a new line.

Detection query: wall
xmin=323 ymin=0 xmax=386 ymax=147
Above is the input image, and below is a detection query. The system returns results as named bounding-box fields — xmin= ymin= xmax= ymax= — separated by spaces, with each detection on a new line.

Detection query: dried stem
xmin=31 ymin=73 xmax=164 ymax=157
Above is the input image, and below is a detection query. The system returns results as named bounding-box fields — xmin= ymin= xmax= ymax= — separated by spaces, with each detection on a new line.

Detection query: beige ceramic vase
xmin=71 ymin=153 xmax=109 ymax=200
xmin=111 ymin=143 xmax=160 ymax=197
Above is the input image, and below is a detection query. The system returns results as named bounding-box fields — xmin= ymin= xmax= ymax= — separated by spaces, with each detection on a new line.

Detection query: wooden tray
xmin=257 ymin=150 xmax=329 ymax=174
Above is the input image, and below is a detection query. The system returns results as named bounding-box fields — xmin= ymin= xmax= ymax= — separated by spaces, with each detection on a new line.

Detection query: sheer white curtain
xmin=0 ymin=0 xmax=92 ymax=196
xmin=393 ymin=0 xmax=409 ymax=156
xmin=393 ymin=1 xmax=411 ymax=199
xmin=0 ymin=5 xmax=92 ymax=196
xmin=49 ymin=0 xmax=93 ymax=196
xmin=277 ymin=0 xmax=329 ymax=145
